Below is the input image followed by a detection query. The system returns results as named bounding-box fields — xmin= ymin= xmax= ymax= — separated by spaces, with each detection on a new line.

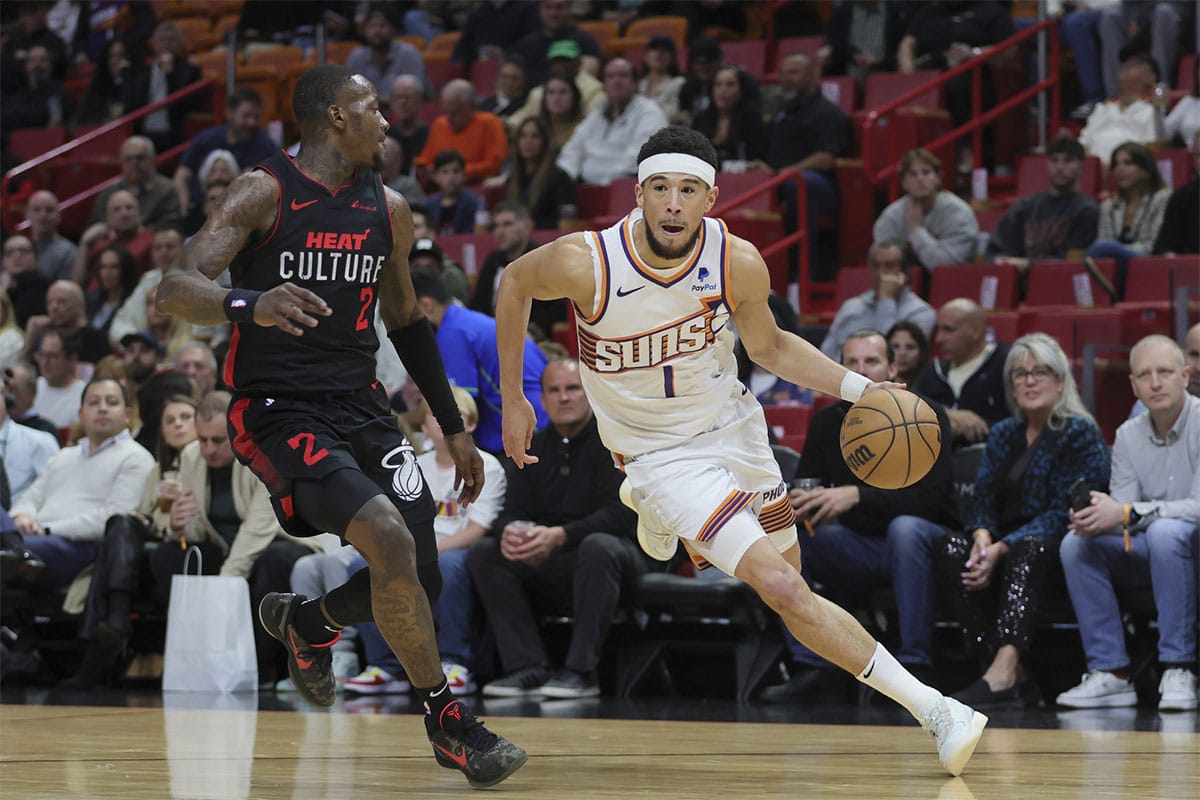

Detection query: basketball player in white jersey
xmin=494 ymin=127 xmax=987 ymax=776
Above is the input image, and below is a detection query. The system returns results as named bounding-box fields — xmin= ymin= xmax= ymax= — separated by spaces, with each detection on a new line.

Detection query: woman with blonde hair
xmin=936 ymin=333 xmax=1110 ymax=710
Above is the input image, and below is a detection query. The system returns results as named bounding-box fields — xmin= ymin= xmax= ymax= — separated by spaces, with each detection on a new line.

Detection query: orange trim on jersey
xmin=717 ymin=218 xmax=735 ymax=313
xmin=621 ymin=214 xmax=707 ymax=287
xmin=574 ymin=231 xmax=610 ymax=325
xmin=697 ymin=490 xmax=755 ymax=543
xmin=682 ymin=541 xmax=713 ymax=571
xmin=574 ymin=300 xmax=723 ymax=375
xmin=758 ymin=496 xmax=796 ymax=533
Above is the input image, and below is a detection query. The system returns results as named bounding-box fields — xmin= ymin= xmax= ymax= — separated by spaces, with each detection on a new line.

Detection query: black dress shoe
xmin=950 ymin=677 xmax=1023 ymax=710
xmin=758 ymin=667 xmax=849 ymax=704
xmin=0 ymin=549 xmax=45 ymax=582
xmin=57 ymin=639 xmax=123 ymax=690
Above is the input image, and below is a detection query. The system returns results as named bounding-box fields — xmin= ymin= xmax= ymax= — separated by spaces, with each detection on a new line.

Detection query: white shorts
xmin=622 ymin=399 xmax=797 ymax=575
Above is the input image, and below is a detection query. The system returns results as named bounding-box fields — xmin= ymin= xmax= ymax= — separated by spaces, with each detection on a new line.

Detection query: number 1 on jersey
xmin=663 ymin=365 xmax=675 ymax=398
xmin=355 ymin=287 xmax=374 ymax=331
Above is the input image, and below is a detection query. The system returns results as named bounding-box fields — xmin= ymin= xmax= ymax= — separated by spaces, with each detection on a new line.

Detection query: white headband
xmin=637 ymin=153 xmax=716 ymax=188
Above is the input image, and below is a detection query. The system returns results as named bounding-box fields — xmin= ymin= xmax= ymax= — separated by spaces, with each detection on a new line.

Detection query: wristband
xmin=840 ymin=370 xmax=870 ymax=402
xmin=1121 ymin=503 xmax=1133 ymax=553
xmin=223 ymin=289 xmax=262 ymax=323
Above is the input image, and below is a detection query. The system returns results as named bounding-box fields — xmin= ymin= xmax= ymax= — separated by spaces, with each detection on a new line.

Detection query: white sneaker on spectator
xmin=1056 ymin=671 xmax=1137 ymax=709
xmin=332 ymin=650 xmax=361 ymax=691
xmin=343 ymin=666 xmax=411 ymax=695
xmin=443 ymin=662 xmax=476 ymax=695
xmin=1158 ymin=668 xmax=1198 ymax=712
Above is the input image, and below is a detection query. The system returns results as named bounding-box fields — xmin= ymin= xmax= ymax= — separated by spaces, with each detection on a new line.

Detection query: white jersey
xmin=576 ymin=209 xmax=756 ymax=458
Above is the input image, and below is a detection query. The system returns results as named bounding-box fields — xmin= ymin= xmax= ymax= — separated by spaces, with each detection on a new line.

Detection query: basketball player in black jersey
xmin=156 ymin=65 xmax=526 ymax=789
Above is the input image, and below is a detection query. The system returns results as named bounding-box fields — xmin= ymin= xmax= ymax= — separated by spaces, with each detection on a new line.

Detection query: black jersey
xmin=225 ymin=150 xmax=394 ymax=396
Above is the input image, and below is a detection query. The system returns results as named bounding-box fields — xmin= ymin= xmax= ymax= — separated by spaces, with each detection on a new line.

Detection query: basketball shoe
xmin=425 ymin=698 xmax=528 ymax=788
xmin=619 ymin=478 xmax=677 ymax=561
xmin=920 ymin=696 xmax=988 ymax=776
xmin=258 ymin=592 xmax=339 ymax=707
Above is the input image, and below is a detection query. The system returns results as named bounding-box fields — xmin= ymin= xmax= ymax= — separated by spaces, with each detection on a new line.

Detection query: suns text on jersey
xmin=585 ymin=306 xmax=721 ymax=372
xmin=277 ymin=229 xmax=385 ymax=284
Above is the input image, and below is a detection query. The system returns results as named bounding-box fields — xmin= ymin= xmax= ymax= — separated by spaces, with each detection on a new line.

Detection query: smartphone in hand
xmin=1069 ymin=478 xmax=1092 ymax=512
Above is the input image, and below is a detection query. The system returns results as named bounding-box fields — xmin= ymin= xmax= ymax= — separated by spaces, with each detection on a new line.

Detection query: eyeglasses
xmin=1011 ymin=366 xmax=1055 ymax=383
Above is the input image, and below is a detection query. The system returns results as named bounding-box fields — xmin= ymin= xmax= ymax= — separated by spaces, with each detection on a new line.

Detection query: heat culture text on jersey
xmin=580 ymin=300 xmax=723 ymax=373
xmin=276 ymin=229 xmax=386 ymax=284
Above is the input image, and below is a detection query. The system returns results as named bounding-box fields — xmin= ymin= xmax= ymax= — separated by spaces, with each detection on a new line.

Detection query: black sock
xmin=416 ymin=679 xmax=457 ymax=722
xmin=293 ymin=597 xmax=340 ymax=645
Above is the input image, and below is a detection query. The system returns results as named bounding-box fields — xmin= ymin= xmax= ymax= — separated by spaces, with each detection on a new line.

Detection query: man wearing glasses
xmin=88 ymin=136 xmax=181 ymax=230
xmin=30 ymin=329 xmax=84 ymax=433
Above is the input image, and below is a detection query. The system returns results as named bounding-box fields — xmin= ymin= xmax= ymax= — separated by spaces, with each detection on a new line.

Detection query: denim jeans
xmin=1061 ymin=519 xmax=1198 ymax=670
xmin=1061 ymin=10 xmax=1105 ymax=104
xmin=355 ymin=546 xmax=475 ymax=673
xmin=786 ymin=514 xmax=949 ymax=667
xmin=1085 ymin=238 xmax=1138 ymax=296
xmin=23 ymin=534 xmax=98 ymax=590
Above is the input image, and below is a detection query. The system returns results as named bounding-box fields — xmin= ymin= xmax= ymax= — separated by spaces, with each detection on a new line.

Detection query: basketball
xmin=839 ymin=388 xmax=941 ymax=490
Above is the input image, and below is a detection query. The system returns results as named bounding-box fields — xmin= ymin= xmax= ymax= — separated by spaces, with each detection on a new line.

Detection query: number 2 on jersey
xmin=355 ymin=287 xmax=374 ymax=331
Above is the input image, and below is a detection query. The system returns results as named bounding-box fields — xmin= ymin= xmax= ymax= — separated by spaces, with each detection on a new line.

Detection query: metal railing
xmin=710 ymin=168 xmax=808 ymax=301
xmin=2 ymin=78 xmax=218 ymax=232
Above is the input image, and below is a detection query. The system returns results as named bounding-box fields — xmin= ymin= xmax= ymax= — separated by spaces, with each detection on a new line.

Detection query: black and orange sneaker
xmin=425 ymin=698 xmax=528 ymax=788
xmin=258 ymin=592 xmax=339 ymax=707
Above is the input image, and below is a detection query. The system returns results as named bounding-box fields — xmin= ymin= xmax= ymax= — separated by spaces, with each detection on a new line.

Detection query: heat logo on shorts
xmin=381 ymin=443 xmax=425 ymax=501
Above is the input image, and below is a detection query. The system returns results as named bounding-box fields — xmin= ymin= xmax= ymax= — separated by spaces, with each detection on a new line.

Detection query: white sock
xmin=857 ymin=642 xmax=942 ymax=720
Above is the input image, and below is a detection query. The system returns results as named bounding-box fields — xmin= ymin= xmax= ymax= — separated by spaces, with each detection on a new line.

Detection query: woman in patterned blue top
xmin=937 ymin=333 xmax=1110 ymax=710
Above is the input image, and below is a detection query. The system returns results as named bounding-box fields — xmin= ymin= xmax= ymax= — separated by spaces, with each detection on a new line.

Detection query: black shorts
xmin=227 ymin=383 xmax=437 ymax=565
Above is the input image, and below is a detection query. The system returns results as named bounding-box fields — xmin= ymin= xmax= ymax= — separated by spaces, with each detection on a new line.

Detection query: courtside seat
xmin=817 ymin=266 xmax=870 ymax=324
xmin=617 ymin=568 xmax=783 ymax=701
xmin=763 ymin=404 xmax=813 ymax=439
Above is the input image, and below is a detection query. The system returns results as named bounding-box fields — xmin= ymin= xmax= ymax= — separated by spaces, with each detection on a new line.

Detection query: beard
xmin=644 ymin=222 xmax=702 ymax=261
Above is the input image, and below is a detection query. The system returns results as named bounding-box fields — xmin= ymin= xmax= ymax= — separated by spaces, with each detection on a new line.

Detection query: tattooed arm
xmin=376 ymin=185 xmax=421 ymax=330
xmin=156 ymin=171 xmax=331 ymax=334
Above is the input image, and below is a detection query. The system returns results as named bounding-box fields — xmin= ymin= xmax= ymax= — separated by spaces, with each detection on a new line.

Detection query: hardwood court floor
xmin=2 ymin=700 xmax=1196 ymax=800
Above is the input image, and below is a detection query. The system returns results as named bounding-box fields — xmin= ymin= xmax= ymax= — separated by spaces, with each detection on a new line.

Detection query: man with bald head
xmin=915 ymin=299 xmax=1012 ymax=444
xmin=23 ymin=281 xmax=111 ymax=364
xmin=557 ymin=57 xmax=668 ymax=186
xmin=24 ymin=190 xmax=76 ymax=283
xmin=89 ymin=135 xmax=181 ymax=229
xmin=1187 ymin=323 xmax=1200 ymax=398
xmin=386 ymin=74 xmax=429 ymax=179
xmin=72 ymin=189 xmax=156 ymax=288
xmin=173 ymin=341 xmax=217 ymax=398
xmin=1060 ymin=334 xmax=1199 ymax=712
xmin=415 ymin=79 xmax=508 ymax=183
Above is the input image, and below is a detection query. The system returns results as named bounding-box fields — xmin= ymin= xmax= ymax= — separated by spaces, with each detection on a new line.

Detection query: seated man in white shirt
xmin=0 ymin=388 xmax=59 ymax=506
xmin=5 ymin=377 xmax=154 ymax=592
xmin=1079 ymin=53 xmax=1165 ymax=165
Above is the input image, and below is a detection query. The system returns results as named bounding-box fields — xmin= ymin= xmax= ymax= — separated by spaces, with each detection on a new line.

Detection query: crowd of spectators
xmin=0 ymin=0 xmax=1196 ymax=713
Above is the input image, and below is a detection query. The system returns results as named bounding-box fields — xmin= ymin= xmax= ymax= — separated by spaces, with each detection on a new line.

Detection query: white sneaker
xmin=332 ymin=650 xmax=361 ymax=691
xmin=443 ymin=661 xmax=477 ymax=695
xmin=920 ymin=696 xmax=988 ymax=777
xmin=343 ymin=666 xmax=411 ymax=695
xmin=1056 ymin=670 xmax=1137 ymax=709
xmin=619 ymin=478 xmax=677 ymax=561
xmin=1158 ymin=668 xmax=1198 ymax=712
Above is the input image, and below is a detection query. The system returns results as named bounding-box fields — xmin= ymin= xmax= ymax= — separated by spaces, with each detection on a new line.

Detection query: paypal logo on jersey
xmin=691 ymin=266 xmax=716 ymax=292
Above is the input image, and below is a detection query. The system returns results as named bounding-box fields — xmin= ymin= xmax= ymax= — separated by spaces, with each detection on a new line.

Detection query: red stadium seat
xmin=929 ymin=262 xmax=1020 ymax=310
xmin=763 ymin=404 xmax=813 ymax=438
xmin=1152 ymin=148 xmax=1195 ymax=189
xmin=862 ymin=71 xmax=943 ymax=110
xmin=820 ymin=76 xmax=857 ymax=114
xmin=1015 ymin=153 xmax=1103 ymax=199
xmin=1123 ymin=256 xmax=1177 ymax=302
xmin=773 ymin=36 xmax=824 ymax=71
xmin=1025 ymin=258 xmax=1117 ymax=306
xmin=720 ymin=40 xmax=767 ymax=80
xmin=985 ymin=311 xmax=1019 ymax=343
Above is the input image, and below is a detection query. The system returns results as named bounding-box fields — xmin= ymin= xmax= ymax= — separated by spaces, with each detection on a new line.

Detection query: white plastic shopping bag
xmin=162 ymin=548 xmax=258 ymax=693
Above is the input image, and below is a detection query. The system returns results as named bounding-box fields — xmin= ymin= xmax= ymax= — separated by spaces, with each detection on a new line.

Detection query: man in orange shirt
xmin=415 ymin=79 xmax=508 ymax=184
